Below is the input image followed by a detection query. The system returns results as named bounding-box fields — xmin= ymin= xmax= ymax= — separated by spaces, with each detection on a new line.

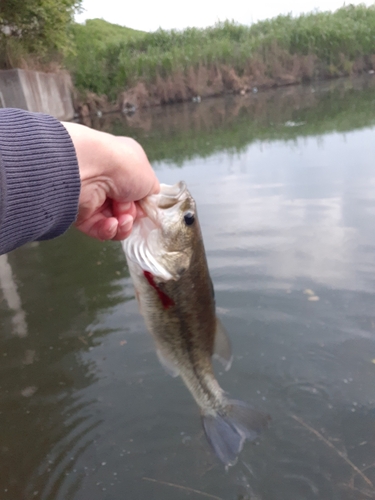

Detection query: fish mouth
xmin=139 ymin=181 xmax=188 ymax=222
xmin=158 ymin=181 xmax=187 ymax=206
xmin=123 ymin=181 xmax=189 ymax=281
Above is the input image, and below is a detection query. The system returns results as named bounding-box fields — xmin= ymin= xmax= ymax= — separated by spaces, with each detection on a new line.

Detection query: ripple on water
xmin=25 ymin=396 xmax=102 ymax=500
xmin=283 ymin=380 xmax=333 ymax=416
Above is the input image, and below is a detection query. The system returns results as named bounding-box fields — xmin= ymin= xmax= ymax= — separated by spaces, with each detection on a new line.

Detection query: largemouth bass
xmin=122 ymin=181 xmax=269 ymax=465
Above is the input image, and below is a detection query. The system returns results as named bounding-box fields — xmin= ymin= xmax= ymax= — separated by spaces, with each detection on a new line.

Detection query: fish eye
xmin=183 ymin=211 xmax=195 ymax=226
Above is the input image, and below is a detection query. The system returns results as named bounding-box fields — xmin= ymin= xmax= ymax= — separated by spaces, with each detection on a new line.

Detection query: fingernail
xmin=108 ymin=220 xmax=118 ymax=233
xmin=120 ymin=216 xmax=133 ymax=229
xmin=117 ymin=202 xmax=131 ymax=212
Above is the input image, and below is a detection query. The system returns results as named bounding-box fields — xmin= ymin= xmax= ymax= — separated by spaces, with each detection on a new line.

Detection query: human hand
xmin=61 ymin=122 xmax=159 ymax=240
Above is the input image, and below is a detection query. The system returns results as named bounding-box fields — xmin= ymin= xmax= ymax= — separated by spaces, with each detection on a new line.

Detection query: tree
xmin=0 ymin=0 xmax=82 ymax=69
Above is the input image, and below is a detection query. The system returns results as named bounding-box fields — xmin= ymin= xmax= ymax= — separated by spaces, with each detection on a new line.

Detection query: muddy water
xmin=1 ymin=76 xmax=375 ymax=499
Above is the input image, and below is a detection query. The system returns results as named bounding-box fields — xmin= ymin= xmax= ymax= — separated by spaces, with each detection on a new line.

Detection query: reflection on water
xmin=1 ymin=76 xmax=375 ymax=499
xmin=0 ymin=254 xmax=27 ymax=337
xmin=85 ymin=75 xmax=375 ymax=165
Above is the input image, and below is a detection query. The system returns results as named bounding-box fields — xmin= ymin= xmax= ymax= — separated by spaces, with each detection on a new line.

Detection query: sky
xmin=75 ymin=0 xmax=374 ymax=32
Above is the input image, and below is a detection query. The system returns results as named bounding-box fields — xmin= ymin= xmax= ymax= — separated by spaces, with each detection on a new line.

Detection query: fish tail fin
xmin=202 ymin=399 xmax=270 ymax=466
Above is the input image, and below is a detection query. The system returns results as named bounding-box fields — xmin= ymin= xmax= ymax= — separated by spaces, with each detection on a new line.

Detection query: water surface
xmin=1 ymin=76 xmax=375 ymax=499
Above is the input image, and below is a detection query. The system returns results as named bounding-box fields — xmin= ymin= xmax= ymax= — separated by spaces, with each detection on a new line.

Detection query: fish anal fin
xmin=156 ymin=348 xmax=180 ymax=378
xmin=202 ymin=400 xmax=270 ymax=466
xmin=213 ymin=318 xmax=233 ymax=371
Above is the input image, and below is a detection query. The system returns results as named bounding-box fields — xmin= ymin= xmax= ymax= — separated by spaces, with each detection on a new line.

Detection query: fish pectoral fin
xmin=167 ymin=249 xmax=193 ymax=279
xmin=213 ymin=318 xmax=233 ymax=371
xmin=156 ymin=348 xmax=180 ymax=378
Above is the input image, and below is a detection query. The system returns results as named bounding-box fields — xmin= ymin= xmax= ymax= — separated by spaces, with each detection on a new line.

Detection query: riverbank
xmin=78 ymin=75 xmax=375 ymax=163
xmin=69 ymin=5 xmax=375 ymax=118
xmin=75 ymin=56 xmax=375 ymax=119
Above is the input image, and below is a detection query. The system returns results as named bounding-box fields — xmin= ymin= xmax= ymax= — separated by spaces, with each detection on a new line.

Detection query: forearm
xmin=0 ymin=109 xmax=80 ymax=254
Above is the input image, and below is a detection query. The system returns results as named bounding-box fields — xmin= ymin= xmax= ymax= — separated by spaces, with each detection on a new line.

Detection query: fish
xmin=122 ymin=181 xmax=270 ymax=465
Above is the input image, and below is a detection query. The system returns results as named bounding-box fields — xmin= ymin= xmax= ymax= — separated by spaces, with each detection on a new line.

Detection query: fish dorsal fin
xmin=156 ymin=348 xmax=180 ymax=378
xmin=213 ymin=318 xmax=233 ymax=371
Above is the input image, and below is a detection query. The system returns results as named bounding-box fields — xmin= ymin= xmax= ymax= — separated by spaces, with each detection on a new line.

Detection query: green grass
xmin=67 ymin=19 xmax=144 ymax=93
xmin=69 ymin=18 xmax=144 ymax=49
xmin=67 ymin=5 xmax=375 ymax=99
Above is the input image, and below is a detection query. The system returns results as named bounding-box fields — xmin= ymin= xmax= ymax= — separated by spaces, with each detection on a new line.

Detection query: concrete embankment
xmin=0 ymin=69 xmax=74 ymax=121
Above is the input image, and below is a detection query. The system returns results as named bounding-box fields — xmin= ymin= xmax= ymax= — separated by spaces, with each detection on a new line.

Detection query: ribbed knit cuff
xmin=0 ymin=109 xmax=80 ymax=254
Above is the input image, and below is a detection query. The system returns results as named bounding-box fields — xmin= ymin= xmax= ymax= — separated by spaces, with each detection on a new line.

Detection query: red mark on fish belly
xmin=143 ymin=271 xmax=175 ymax=309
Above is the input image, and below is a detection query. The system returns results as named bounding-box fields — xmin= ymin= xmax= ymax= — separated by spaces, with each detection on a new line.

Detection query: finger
xmin=114 ymin=200 xmax=147 ymax=219
xmin=150 ymin=178 xmax=160 ymax=194
xmin=114 ymin=201 xmax=131 ymax=214
xmin=134 ymin=202 xmax=146 ymax=219
xmin=75 ymin=213 xmax=118 ymax=240
xmin=112 ymin=214 xmax=134 ymax=241
xmin=112 ymin=200 xmax=137 ymax=219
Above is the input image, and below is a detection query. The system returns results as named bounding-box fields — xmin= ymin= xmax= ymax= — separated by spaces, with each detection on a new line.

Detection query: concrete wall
xmin=0 ymin=69 xmax=74 ymax=120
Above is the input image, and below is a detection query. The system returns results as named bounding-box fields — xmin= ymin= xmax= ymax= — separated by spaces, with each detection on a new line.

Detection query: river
xmin=1 ymin=76 xmax=375 ymax=499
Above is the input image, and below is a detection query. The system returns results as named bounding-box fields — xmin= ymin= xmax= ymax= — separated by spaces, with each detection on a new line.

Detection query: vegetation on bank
xmin=2 ymin=3 xmax=375 ymax=108
xmin=0 ymin=0 xmax=82 ymax=69
xmin=67 ymin=5 xmax=375 ymax=102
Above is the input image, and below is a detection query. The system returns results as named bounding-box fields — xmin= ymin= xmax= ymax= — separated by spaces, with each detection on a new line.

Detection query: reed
xmin=68 ymin=5 xmax=375 ymax=100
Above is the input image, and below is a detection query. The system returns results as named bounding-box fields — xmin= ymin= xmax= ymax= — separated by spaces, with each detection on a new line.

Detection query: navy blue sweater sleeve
xmin=0 ymin=109 xmax=80 ymax=254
